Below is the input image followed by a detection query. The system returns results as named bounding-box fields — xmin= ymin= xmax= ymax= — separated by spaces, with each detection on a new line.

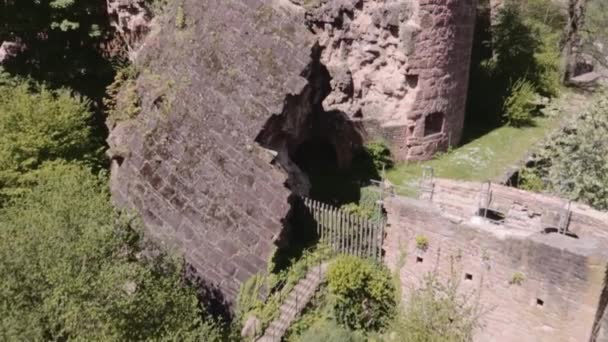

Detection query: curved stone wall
xmin=300 ymin=0 xmax=477 ymax=160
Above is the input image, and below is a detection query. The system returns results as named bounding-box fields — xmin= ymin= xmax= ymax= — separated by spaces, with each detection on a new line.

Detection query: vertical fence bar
xmin=368 ymin=218 xmax=374 ymax=260
xmin=354 ymin=215 xmax=360 ymax=258
xmin=319 ymin=204 xmax=327 ymax=243
xmin=341 ymin=211 xmax=347 ymax=255
xmin=336 ymin=209 xmax=344 ymax=253
xmin=320 ymin=202 xmax=324 ymax=243
xmin=379 ymin=219 xmax=385 ymax=260
xmin=330 ymin=206 xmax=335 ymax=250
xmin=365 ymin=219 xmax=372 ymax=259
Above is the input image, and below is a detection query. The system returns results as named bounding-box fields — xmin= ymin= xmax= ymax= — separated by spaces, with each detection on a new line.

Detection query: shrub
xmin=175 ymin=4 xmax=186 ymax=29
xmin=389 ymin=272 xmax=482 ymax=342
xmin=415 ymin=235 xmax=429 ymax=251
xmin=295 ymin=319 xmax=365 ymax=342
xmin=104 ymin=66 xmax=141 ymax=123
xmin=0 ymin=75 xmax=101 ymax=201
xmin=535 ymin=94 xmax=608 ymax=210
xmin=503 ymin=79 xmax=537 ymax=127
xmin=0 ymin=162 xmax=221 ymax=341
xmin=509 ymin=272 xmax=526 ymax=286
xmin=364 ymin=140 xmax=394 ymax=173
xmin=519 ymin=167 xmax=545 ymax=192
xmin=326 ymin=256 xmax=396 ymax=331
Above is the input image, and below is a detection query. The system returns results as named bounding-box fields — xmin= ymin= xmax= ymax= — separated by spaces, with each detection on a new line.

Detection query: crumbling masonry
xmin=108 ymin=0 xmax=477 ymax=301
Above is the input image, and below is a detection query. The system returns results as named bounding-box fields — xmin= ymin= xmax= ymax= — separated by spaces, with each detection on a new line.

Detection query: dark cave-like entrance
xmin=255 ymin=45 xmax=380 ymax=272
xmin=293 ymin=137 xmax=363 ymax=206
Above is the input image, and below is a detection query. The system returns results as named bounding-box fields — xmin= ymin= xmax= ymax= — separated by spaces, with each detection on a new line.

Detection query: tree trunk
xmin=563 ymin=0 xmax=588 ymax=81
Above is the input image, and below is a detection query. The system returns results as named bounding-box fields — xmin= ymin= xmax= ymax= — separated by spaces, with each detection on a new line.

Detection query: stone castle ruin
xmin=384 ymin=179 xmax=608 ymax=342
xmin=106 ymin=0 xmax=608 ymax=340
xmin=108 ymin=0 xmax=477 ymax=299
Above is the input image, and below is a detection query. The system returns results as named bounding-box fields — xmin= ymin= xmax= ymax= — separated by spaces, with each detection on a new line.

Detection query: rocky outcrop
xmin=107 ymin=0 xmax=315 ymax=302
xmin=0 ymin=40 xmax=25 ymax=64
xmin=106 ymin=0 xmax=153 ymax=57
xmin=296 ymin=0 xmax=477 ymax=160
xmin=107 ymin=0 xmax=478 ymax=305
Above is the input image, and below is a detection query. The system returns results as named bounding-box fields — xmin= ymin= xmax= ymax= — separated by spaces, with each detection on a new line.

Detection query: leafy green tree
xmin=503 ymin=79 xmax=537 ymax=127
xmin=466 ymin=0 xmax=565 ymax=128
xmin=0 ymin=162 xmax=222 ymax=341
xmin=0 ymin=0 xmax=116 ymax=97
xmin=535 ymin=94 xmax=608 ymax=210
xmin=582 ymin=0 xmax=608 ymax=68
xmin=0 ymin=73 xmax=103 ymax=201
xmin=326 ymin=256 xmax=396 ymax=331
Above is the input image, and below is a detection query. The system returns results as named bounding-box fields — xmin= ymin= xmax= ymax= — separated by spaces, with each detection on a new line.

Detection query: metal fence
xmin=302 ymin=197 xmax=385 ymax=261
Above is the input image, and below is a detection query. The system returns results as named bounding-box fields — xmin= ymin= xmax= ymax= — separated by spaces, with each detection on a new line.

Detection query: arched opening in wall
xmin=293 ymin=136 xmax=363 ymax=205
xmin=477 ymin=208 xmax=506 ymax=223
xmin=424 ymin=112 xmax=445 ymax=136
xmin=542 ymin=227 xmax=579 ymax=239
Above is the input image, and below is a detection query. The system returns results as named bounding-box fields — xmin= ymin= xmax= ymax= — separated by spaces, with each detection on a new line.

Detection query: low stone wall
xmin=384 ymin=195 xmax=608 ymax=342
xmin=430 ymin=179 xmax=608 ymax=242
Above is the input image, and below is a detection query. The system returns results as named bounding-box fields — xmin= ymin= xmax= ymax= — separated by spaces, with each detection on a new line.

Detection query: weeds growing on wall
xmin=236 ymin=247 xmax=334 ymax=337
xmin=388 ymin=271 xmax=483 ymax=342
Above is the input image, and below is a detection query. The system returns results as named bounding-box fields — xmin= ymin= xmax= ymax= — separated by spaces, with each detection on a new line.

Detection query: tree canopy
xmin=535 ymin=94 xmax=608 ymax=210
xmin=0 ymin=162 xmax=222 ymax=341
xmin=0 ymin=71 xmax=103 ymax=201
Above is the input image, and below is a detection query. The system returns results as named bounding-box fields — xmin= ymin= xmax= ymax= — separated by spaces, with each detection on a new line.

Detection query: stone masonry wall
xmin=429 ymin=179 xmax=608 ymax=242
xmin=107 ymin=0 xmax=315 ymax=302
xmin=292 ymin=0 xmax=478 ymax=160
xmin=384 ymin=195 xmax=608 ymax=342
xmin=107 ymin=0 xmax=480 ymax=304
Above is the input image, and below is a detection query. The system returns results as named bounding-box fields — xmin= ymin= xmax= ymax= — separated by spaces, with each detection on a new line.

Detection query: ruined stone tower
xmin=107 ymin=0 xmax=477 ymax=303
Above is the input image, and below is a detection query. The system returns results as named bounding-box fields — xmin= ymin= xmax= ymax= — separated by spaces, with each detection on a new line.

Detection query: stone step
xmin=256 ymin=262 xmax=329 ymax=342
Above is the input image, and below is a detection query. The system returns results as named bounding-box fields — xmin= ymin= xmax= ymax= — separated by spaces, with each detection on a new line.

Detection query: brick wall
xmin=383 ymin=185 xmax=608 ymax=342
xmin=107 ymin=0 xmax=314 ymax=302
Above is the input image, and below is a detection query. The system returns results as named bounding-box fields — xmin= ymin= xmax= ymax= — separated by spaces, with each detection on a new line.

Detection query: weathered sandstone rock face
xmin=107 ymin=0 xmax=478 ymax=304
xmin=108 ymin=0 xmax=314 ymax=301
xmin=299 ymin=0 xmax=477 ymax=160
xmin=106 ymin=0 xmax=152 ymax=57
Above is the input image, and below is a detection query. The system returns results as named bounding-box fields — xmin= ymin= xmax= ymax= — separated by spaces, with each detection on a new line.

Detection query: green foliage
xmin=519 ymin=167 xmax=545 ymax=192
xmin=237 ymin=247 xmax=333 ymax=333
xmin=0 ymin=75 xmax=102 ymax=201
xmin=341 ymin=187 xmax=383 ymax=221
xmin=535 ymin=94 xmax=608 ymax=210
xmin=509 ymin=272 xmax=526 ymax=286
xmin=503 ymin=79 xmax=537 ymax=127
xmin=104 ymin=66 xmax=141 ymax=122
xmin=388 ymin=272 xmax=481 ymax=342
xmin=415 ymin=235 xmax=429 ymax=251
xmin=326 ymin=256 xmax=396 ymax=331
xmin=0 ymin=162 xmax=221 ymax=341
xmin=582 ymin=0 xmax=608 ymax=68
xmin=295 ymin=319 xmax=365 ymax=342
xmin=467 ymin=0 xmax=565 ymax=127
xmin=176 ymin=4 xmax=186 ymax=29
xmin=364 ymin=141 xmax=394 ymax=173
xmin=0 ymin=0 xmax=117 ymax=98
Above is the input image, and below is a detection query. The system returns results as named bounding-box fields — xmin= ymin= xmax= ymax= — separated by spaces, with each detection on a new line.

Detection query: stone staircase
xmin=256 ymin=263 xmax=329 ymax=342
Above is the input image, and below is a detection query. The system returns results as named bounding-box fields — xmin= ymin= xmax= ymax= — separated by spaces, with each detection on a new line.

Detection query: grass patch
xmin=387 ymin=115 xmax=560 ymax=186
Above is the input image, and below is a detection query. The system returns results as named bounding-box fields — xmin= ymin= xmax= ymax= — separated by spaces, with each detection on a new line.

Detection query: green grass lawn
xmin=386 ymin=114 xmax=561 ymax=187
